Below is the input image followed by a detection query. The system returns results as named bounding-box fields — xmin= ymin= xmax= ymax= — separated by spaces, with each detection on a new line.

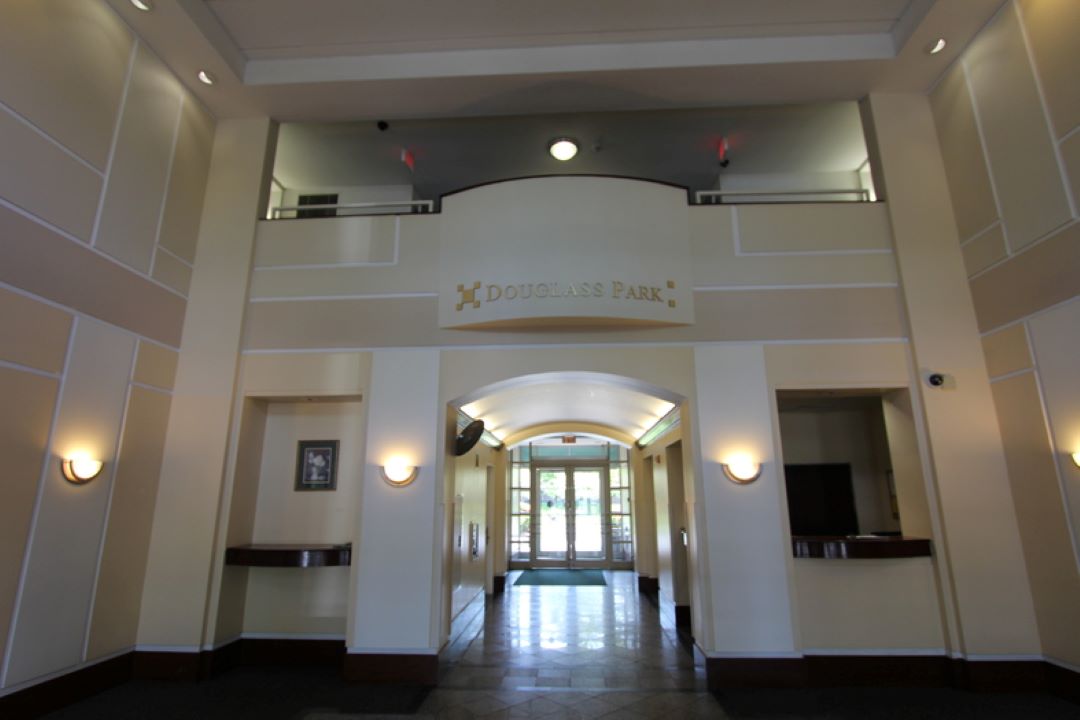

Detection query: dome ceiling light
xmin=197 ymin=70 xmax=216 ymax=85
xmin=928 ymin=38 xmax=947 ymax=54
xmin=130 ymin=0 xmax=152 ymax=10
xmin=548 ymin=138 xmax=579 ymax=161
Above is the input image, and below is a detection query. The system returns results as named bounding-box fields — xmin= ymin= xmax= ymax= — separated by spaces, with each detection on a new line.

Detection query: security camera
xmin=376 ymin=120 xmax=389 ymax=132
xmin=927 ymin=373 xmax=946 ymax=387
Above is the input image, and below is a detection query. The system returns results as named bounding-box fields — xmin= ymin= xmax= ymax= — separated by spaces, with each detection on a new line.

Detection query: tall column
xmin=346 ymin=349 xmax=443 ymax=684
xmin=136 ymin=118 xmax=276 ymax=658
xmin=692 ymin=345 xmax=799 ymax=687
xmin=865 ymin=94 xmax=1040 ymax=657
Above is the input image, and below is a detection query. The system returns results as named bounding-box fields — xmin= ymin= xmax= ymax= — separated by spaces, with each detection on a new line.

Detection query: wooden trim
xmin=0 ymin=652 xmax=133 ymax=718
xmin=791 ymin=536 xmax=932 ymax=559
xmin=343 ymin=652 xmax=439 ymax=686
xmin=674 ymin=604 xmax=692 ymax=629
xmin=224 ymin=543 xmax=352 ymax=567
xmin=706 ymin=655 xmax=1078 ymax=697
xmin=492 ymin=574 xmax=506 ymax=594
xmin=637 ymin=575 xmax=659 ymax=595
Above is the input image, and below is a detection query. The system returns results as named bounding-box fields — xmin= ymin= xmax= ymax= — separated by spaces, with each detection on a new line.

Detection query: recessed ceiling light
xmin=130 ymin=0 xmax=152 ymax=10
xmin=928 ymin=38 xmax=947 ymax=55
xmin=197 ymin=70 xmax=215 ymax=86
xmin=549 ymin=138 xmax=578 ymax=161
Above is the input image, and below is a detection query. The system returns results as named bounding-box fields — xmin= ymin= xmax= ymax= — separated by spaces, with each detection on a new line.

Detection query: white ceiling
xmin=106 ymin=0 xmax=1007 ymax=121
xmin=456 ymin=372 xmax=680 ymax=443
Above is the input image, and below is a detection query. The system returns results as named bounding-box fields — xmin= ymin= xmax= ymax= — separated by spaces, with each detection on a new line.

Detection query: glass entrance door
xmin=536 ymin=468 xmax=569 ymax=561
xmin=533 ymin=465 xmax=607 ymax=567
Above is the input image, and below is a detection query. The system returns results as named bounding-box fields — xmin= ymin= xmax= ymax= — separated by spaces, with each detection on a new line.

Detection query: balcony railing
xmin=269 ymin=200 xmax=435 ymax=219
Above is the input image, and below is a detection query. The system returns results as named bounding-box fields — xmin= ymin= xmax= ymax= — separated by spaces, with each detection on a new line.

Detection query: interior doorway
xmin=509 ymin=438 xmax=634 ymax=570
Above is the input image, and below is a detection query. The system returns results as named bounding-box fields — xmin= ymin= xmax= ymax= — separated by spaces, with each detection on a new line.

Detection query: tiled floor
xmin=42 ymin=570 xmax=1080 ymax=718
xmin=419 ymin=570 xmax=720 ymax=717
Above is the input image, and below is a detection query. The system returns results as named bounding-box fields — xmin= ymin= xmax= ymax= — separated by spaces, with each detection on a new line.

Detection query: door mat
xmin=514 ymin=570 xmax=607 ymax=586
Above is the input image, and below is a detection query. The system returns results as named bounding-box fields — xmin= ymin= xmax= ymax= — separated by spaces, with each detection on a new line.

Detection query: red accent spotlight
xmin=717 ymin=137 xmax=728 ymax=163
xmin=400 ymin=148 xmax=415 ymax=172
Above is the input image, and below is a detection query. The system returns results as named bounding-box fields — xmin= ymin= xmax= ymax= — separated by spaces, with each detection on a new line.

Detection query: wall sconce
xmin=721 ymin=455 xmax=762 ymax=484
xmin=381 ymin=457 xmax=418 ymax=487
xmin=1072 ymin=451 xmax=1080 ymax=469
xmin=61 ymin=456 xmax=103 ymax=484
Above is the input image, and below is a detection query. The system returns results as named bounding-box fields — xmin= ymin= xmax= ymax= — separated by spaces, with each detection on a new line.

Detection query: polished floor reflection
xmin=421 ymin=570 xmax=723 ymax=717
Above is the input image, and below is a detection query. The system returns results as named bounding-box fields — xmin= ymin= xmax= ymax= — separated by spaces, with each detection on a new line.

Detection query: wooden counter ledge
xmin=792 ymin=535 xmax=931 ymax=559
xmin=224 ymin=543 xmax=352 ymax=567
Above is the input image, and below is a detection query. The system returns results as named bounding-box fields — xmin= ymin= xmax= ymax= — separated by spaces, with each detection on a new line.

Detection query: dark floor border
xmin=0 ymin=652 xmax=133 ymax=718
xmin=343 ymin=652 xmax=439 ymax=685
xmin=637 ymin=575 xmax=659 ymax=595
xmin=707 ymin=655 xmax=1080 ymax=700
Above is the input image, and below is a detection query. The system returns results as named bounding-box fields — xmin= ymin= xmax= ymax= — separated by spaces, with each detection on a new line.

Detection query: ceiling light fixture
xmin=549 ymin=138 xmax=579 ymax=162
xmin=197 ymin=70 xmax=216 ymax=86
xmin=130 ymin=0 xmax=152 ymax=10
xmin=928 ymin=38 xmax=947 ymax=55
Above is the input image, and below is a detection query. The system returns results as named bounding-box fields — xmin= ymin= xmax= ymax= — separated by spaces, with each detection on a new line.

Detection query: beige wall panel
xmin=248 ymin=216 xmax=439 ymax=299
xmin=1061 ymin=132 xmax=1080 ymax=209
xmin=1019 ymin=0 xmax=1080 ymax=137
xmin=253 ymin=401 xmax=364 ymax=544
xmin=242 ymin=353 xmax=371 ymax=398
xmin=964 ymin=4 xmax=1071 ymax=251
xmin=254 ymin=216 xmax=398 ymax=267
xmin=158 ymin=97 xmax=214 ymax=264
xmin=86 ymin=386 xmax=171 ymax=660
xmin=928 ymin=62 xmax=999 ymax=242
xmin=5 ymin=318 xmax=135 ymax=686
xmin=961 ymin=225 xmax=1007 ymax=277
xmin=244 ymin=288 xmax=904 ymax=350
xmin=133 ymin=340 xmax=178 ymax=391
xmin=0 ymin=0 xmax=132 ymax=169
xmin=242 ymin=567 xmax=348 ymax=636
xmin=215 ymin=399 xmax=267 ymax=644
xmin=151 ymin=251 xmax=192 ymax=296
xmin=1028 ymin=297 xmax=1080 ymax=584
xmin=991 ymin=372 xmax=1080 ymax=666
xmin=737 ymin=203 xmax=893 ymax=253
xmin=795 ymin=559 xmax=945 ymax=650
xmin=95 ymin=46 xmax=183 ymax=273
xmin=0 ymin=204 xmax=186 ymax=347
xmin=764 ymin=342 xmax=909 ymax=389
xmin=881 ymin=391 xmax=933 ymax=539
xmin=0 ymin=288 xmax=72 ymax=373
xmin=969 ymin=221 xmax=1080 ymax=332
xmin=981 ymin=324 xmax=1032 ymax=379
xmin=689 ymin=208 xmax=899 ymax=287
xmin=0 ymin=109 xmax=103 ymax=241
xmin=0 ymin=369 xmax=58 ymax=671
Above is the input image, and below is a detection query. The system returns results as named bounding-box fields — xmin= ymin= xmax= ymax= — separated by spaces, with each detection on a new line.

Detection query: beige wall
xmin=929 ymin=0 xmax=1080 ymax=667
xmin=450 ymin=447 xmax=491 ymax=619
xmin=0 ymin=0 xmax=210 ymax=692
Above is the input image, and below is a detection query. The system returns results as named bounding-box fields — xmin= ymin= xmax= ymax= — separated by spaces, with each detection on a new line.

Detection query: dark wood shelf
xmin=792 ymin=536 xmax=931 ymax=560
xmin=225 ymin=543 xmax=351 ymax=567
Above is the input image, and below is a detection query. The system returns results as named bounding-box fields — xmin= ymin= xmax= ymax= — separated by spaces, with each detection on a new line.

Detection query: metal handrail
xmin=694 ymin=188 xmax=871 ymax=203
xmin=270 ymin=200 xmax=435 ymax=219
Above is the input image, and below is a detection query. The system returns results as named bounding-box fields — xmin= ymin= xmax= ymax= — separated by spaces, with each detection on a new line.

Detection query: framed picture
xmin=295 ymin=440 xmax=339 ymax=491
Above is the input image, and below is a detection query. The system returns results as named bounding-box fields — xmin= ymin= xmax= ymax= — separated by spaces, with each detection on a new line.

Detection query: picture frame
xmin=295 ymin=440 xmax=339 ymax=491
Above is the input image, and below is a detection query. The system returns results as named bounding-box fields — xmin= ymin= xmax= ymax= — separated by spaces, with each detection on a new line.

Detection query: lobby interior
xmin=1 ymin=1 xmax=1080 ymax=717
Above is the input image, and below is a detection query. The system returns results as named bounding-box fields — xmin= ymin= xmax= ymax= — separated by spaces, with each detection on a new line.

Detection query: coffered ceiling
xmin=106 ymin=0 xmax=1006 ymax=121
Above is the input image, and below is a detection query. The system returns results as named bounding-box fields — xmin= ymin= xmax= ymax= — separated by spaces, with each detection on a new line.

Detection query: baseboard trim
xmin=707 ymin=654 xmax=1080 ymax=699
xmin=132 ymin=638 xmax=346 ymax=681
xmin=0 ymin=652 xmax=133 ymax=718
xmin=637 ymin=575 xmax=659 ymax=595
xmin=493 ymin=574 xmax=506 ymax=594
xmin=674 ymin=604 xmax=692 ymax=629
xmin=343 ymin=652 xmax=439 ymax=685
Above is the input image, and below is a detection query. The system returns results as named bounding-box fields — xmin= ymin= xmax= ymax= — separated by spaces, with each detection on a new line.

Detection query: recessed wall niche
xmin=216 ymin=395 xmax=363 ymax=643
xmin=776 ymin=389 xmax=932 ymax=540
